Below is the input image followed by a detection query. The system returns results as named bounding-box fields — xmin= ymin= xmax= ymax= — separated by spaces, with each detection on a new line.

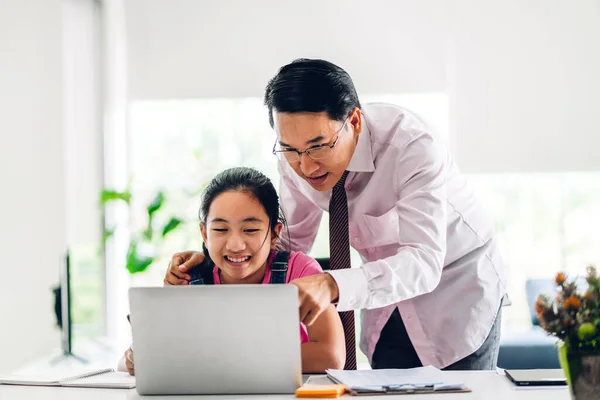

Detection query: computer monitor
xmin=51 ymin=249 xmax=86 ymax=364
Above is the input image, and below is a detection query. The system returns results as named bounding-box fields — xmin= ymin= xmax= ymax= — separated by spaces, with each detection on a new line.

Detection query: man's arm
xmin=277 ymin=161 xmax=323 ymax=253
xmin=328 ymin=132 xmax=448 ymax=311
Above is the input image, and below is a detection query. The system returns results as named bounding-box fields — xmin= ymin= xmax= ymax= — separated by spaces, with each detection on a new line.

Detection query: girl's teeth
xmin=228 ymin=256 xmax=249 ymax=263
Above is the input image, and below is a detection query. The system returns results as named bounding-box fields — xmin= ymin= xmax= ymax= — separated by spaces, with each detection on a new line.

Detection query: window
xmin=70 ymin=244 xmax=105 ymax=342
xmin=122 ymin=94 xmax=448 ymax=369
xmin=110 ymin=89 xmax=600 ymax=366
xmin=127 ymin=98 xmax=278 ymax=287
xmin=468 ymin=172 xmax=600 ymax=330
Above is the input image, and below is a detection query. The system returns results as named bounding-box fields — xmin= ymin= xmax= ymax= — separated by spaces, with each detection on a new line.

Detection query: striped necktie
xmin=329 ymin=171 xmax=357 ymax=370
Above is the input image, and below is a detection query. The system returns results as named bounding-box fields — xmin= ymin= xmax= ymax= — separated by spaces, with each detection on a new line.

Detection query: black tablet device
xmin=505 ymin=369 xmax=567 ymax=386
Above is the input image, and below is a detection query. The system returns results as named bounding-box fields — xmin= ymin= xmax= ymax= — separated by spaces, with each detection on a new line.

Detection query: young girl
xmin=119 ymin=167 xmax=345 ymax=374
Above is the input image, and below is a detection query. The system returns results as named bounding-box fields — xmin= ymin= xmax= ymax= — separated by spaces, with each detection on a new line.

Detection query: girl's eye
xmin=213 ymin=228 xmax=228 ymax=232
xmin=245 ymin=229 xmax=260 ymax=233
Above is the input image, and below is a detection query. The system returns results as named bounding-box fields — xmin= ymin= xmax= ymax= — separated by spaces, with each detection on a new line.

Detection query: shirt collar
xmin=346 ymin=115 xmax=375 ymax=173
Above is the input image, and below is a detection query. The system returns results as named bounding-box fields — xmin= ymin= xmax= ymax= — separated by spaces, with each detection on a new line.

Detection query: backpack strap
xmin=269 ymin=251 xmax=290 ymax=284
xmin=190 ymin=259 xmax=215 ymax=285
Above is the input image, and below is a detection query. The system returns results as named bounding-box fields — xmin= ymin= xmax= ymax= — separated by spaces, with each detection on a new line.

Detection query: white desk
xmin=0 ymin=371 xmax=570 ymax=400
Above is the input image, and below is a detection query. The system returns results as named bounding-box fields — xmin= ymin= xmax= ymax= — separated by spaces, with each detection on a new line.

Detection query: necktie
xmin=329 ymin=171 xmax=357 ymax=370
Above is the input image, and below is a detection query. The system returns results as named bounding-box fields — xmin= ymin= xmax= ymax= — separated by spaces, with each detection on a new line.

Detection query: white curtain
xmin=125 ymin=0 xmax=449 ymax=99
xmin=124 ymin=0 xmax=600 ymax=172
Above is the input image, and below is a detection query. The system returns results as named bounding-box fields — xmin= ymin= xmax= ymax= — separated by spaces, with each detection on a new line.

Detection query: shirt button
xmin=369 ymin=247 xmax=375 ymax=252
xmin=355 ymin=237 xmax=360 ymax=242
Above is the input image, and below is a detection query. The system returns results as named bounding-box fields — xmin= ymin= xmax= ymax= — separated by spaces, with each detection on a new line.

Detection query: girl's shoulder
xmin=285 ymin=251 xmax=323 ymax=282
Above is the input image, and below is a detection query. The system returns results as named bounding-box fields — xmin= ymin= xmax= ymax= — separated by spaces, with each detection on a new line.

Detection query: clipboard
xmin=325 ymin=366 xmax=472 ymax=396
xmin=334 ymin=380 xmax=472 ymax=396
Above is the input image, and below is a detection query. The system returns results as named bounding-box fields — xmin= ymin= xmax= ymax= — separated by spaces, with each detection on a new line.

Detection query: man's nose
xmin=299 ymin=153 xmax=320 ymax=176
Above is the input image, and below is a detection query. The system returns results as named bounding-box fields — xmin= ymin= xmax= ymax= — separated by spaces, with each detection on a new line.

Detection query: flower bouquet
xmin=535 ymin=266 xmax=600 ymax=400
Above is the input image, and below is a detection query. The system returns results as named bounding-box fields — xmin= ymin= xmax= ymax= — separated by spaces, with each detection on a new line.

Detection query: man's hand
xmin=163 ymin=251 xmax=206 ymax=286
xmin=290 ymin=273 xmax=340 ymax=326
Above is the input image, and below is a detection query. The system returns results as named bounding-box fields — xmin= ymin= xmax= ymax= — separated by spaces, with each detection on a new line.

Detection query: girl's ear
xmin=271 ymin=222 xmax=283 ymax=248
xmin=200 ymin=222 xmax=208 ymax=244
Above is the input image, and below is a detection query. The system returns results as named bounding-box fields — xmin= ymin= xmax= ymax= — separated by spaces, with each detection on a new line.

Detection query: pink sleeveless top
xmin=213 ymin=250 xmax=323 ymax=343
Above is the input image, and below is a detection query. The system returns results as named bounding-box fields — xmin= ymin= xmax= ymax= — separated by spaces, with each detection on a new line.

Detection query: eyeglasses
xmin=272 ymin=118 xmax=349 ymax=163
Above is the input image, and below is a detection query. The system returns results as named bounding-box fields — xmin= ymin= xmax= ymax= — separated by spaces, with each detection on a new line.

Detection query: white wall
xmin=63 ymin=0 xmax=104 ymax=249
xmin=0 ymin=0 xmax=104 ymax=373
xmin=125 ymin=0 xmax=600 ymax=173
xmin=125 ymin=0 xmax=449 ymax=99
xmin=450 ymin=0 xmax=600 ymax=173
xmin=0 ymin=0 xmax=64 ymax=373
xmin=103 ymin=0 xmax=133 ymax=353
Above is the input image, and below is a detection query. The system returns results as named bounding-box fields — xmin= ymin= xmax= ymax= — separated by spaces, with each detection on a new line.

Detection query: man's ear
xmin=349 ymin=107 xmax=362 ymax=142
xmin=271 ymin=223 xmax=283 ymax=248
xmin=200 ymin=222 xmax=208 ymax=244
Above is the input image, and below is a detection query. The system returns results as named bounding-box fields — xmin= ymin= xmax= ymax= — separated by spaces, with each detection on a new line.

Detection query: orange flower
xmin=563 ymin=295 xmax=581 ymax=310
xmin=555 ymin=272 xmax=567 ymax=286
xmin=535 ymin=298 xmax=547 ymax=316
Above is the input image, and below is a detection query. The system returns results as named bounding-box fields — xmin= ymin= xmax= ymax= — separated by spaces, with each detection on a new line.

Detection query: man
xmin=165 ymin=59 xmax=508 ymax=371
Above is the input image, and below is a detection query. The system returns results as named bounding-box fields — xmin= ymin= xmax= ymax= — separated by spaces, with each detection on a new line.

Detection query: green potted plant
xmin=101 ymin=188 xmax=183 ymax=274
xmin=536 ymin=266 xmax=600 ymax=400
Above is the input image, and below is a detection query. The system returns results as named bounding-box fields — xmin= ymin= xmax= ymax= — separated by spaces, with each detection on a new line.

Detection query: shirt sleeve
xmin=328 ymin=132 xmax=448 ymax=311
xmin=277 ymin=161 xmax=324 ymax=254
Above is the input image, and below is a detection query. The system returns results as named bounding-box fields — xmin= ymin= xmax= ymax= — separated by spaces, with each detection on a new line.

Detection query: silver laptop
xmin=128 ymin=285 xmax=302 ymax=395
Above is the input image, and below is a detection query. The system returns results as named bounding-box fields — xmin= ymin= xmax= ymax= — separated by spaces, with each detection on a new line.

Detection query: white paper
xmin=0 ymin=372 xmax=65 ymax=386
xmin=61 ymin=371 xmax=135 ymax=389
xmin=0 ymin=368 xmax=124 ymax=388
xmin=326 ymin=365 xmax=464 ymax=391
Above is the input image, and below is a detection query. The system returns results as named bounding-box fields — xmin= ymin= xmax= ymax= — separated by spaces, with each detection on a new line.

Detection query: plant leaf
xmin=162 ymin=217 xmax=183 ymax=237
xmin=147 ymin=192 xmax=165 ymax=218
xmin=103 ymin=227 xmax=115 ymax=242
xmin=143 ymin=226 xmax=153 ymax=241
xmin=100 ymin=189 xmax=131 ymax=205
xmin=126 ymin=241 xmax=154 ymax=274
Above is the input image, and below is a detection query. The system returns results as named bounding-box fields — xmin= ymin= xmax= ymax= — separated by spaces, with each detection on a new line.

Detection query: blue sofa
xmin=497 ymin=279 xmax=561 ymax=369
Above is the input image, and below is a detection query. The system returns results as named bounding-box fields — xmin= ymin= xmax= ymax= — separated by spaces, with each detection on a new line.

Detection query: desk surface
xmin=0 ymin=371 xmax=570 ymax=400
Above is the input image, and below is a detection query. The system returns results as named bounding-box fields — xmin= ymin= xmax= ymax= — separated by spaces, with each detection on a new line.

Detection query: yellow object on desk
xmin=296 ymin=383 xmax=346 ymax=398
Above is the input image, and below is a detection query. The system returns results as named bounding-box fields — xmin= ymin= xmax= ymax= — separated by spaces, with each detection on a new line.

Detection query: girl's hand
xmin=124 ymin=347 xmax=135 ymax=376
